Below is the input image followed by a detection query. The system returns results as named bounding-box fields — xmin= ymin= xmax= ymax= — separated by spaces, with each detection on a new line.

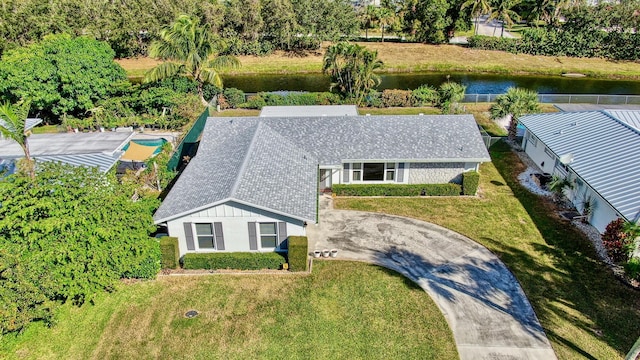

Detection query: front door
xmin=319 ymin=169 xmax=332 ymax=192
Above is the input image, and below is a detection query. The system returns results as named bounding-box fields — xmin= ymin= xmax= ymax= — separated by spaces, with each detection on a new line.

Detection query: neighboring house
xmin=0 ymin=131 xmax=134 ymax=173
xmin=154 ymin=114 xmax=491 ymax=257
xmin=520 ymin=110 xmax=640 ymax=233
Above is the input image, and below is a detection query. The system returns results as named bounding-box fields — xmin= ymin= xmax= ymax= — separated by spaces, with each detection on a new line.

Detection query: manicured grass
xmin=117 ymin=42 xmax=640 ymax=79
xmin=334 ymin=141 xmax=640 ymax=359
xmin=0 ymin=261 xmax=457 ymax=360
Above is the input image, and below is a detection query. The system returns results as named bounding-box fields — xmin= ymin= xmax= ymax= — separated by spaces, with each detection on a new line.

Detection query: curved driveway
xmin=307 ymin=196 xmax=556 ymax=360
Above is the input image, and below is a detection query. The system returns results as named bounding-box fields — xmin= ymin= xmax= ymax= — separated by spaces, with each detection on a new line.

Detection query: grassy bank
xmin=0 ymin=261 xmax=457 ymax=360
xmin=118 ymin=42 xmax=640 ymax=79
xmin=334 ymin=142 xmax=640 ymax=359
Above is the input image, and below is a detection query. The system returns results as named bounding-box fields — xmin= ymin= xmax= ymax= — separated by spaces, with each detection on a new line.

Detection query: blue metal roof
xmin=520 ymin=110 xmax=640 ymax=222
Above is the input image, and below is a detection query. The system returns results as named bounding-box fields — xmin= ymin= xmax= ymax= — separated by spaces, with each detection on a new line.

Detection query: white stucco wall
xmin=523 ymin=130 xmax=556 ymax=174
xmin=408 ymin=162 xmax=475 ymax=184
xmin=564 ymin=172 xmax=621 ymax=234
xmin=166 ymin=201 xmax=306 ymax=257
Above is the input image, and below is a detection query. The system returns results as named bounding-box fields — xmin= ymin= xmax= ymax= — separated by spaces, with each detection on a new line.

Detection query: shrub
xmin=182 ymin=252 xmax=287 ymax=270
xmin=381 ymin=89 xmax=414 ymax=107
xmin=222 ymin=88 xmax=246 ymax=109
xmin=462 ymin=171 xmax=480 ymax=196
xmin=412 ymin=85 xmax=439 ymax=106
xmin=159 ymin=237 xmax=180 ymax=269
xmin=602 ymin=219 xmax=634 ymax=263
xmin=625 ymin=257 xmax=640 ymax=281
xmin=288 ymin=236 xmax=309 ymax=272
xmin=241 ymin=95 xmax=267 ymax=109
xmin=121 ymin=237 xmax=162 ymax=279
xmin=332 ymin=183 xmax=461 ymax=196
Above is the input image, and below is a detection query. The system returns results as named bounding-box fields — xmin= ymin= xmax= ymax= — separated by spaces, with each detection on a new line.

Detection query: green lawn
xmin=335 ymin=141 xmax=640 ymax=359
xmin=0 ymin=261 xmax=457 ymax=360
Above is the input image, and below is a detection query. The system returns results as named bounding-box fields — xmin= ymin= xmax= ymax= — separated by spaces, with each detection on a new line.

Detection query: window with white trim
xmin=195 ymin=223 xmax=215 ymax=249
xmin=385 ymin=162 xmax=395 ymax=181
xmin=352 ymin=163 xmax=362 ymax=181
xmin=544 ymin=147 xmax=554 ymax=158
xmin=528 ymin=132 xmax=538 ymax=146
xmin=259 ymin=222 xmax=278 ymax=249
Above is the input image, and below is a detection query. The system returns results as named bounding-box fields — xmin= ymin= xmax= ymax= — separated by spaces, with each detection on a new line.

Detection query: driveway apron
xmin=307 ymin=196 xmax=557 ymax=360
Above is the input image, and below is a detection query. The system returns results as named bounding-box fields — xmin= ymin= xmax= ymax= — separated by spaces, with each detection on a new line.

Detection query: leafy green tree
xmin=322 ymin=42 xmax=383 ymax=105
xmin=0 ymin=34 xmax=126 ymax=121
xmin=461 ymin=0 xmax=492 ymax=34
xmin=0 ymin=162 xmax=160 ymax=308
xmin=403 ymin=0 xmax=451 ymax=43
xmin=292 ymin=0 xmax=359 ymax=42
xmin=261 ymin=0 xmax=298 ymax=50
xmin=437 ymin=81 xmax=466 ymax=114
xmin=489 ymin=0 xmax=521 ymax=37
xmin=490 ymin=87 xmax=540 ymax=140
xmin=376 ymin=7 xmax=397 ymax=42
xmin=0 ymin=101 xmax=33 ymax=165
xmin=145 ymin=15 xmax=240 ymax=107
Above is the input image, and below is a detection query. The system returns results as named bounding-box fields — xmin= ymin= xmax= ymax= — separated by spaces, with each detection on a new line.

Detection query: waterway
xmin=222 ymin=72 xmax=640 ymax=95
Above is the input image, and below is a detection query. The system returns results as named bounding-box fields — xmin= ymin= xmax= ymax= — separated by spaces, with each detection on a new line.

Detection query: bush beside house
xmin=332 ymin=183 xmax=462 ymax=196
xmin=182 ymin=252 xmax=287 ymax=270
xmin=159 ymin=237 xmax=180 ymax=269
xmin=462 ymin=171 xmax=480 ymax=196
xmin=288 ymin=236 xmax=309 ymax=272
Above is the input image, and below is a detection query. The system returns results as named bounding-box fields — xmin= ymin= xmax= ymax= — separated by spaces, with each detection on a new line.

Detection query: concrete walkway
xmin=307 ymin=196 xmax=556 ymax=360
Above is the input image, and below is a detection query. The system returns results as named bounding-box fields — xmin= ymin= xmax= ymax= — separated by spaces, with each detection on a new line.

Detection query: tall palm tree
xmin=144 ymin=15 xmax=240 ymax=107
xmin=461 ymin=0 xmax=492 ymax=35
xmin=376 ymin=7 xmax=396 ymax=43
xmin=322 ymin=42 xmax=383 ymax=105
xmin=0 ymin=101 xmax=34 ymax=178
xmin=489 ymin=0 xmax=521 ymax=37
xmin=490 ymin=87 xmax=540 ymax=140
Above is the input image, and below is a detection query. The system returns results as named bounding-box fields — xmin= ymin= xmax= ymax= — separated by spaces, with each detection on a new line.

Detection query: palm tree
xmin=0 ymin=101 xmax=34 ymax=178
xmin=144 ymin=15 xmax=240 ymax=107
xmin=376 ymin=7 xmax=396 ymax=43
xmin=490 ymin=87 xmax=540 ymax=140
xmin=489 ymin=0 xmax=521 ymax=37
xmin=322 ymin=42 xmax=383 ymax=105
xmin=461 ymin=0 xmax=492 ymax=35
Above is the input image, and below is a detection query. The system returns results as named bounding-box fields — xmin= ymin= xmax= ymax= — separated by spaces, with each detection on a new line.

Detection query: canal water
xmin=222 ymin=72 xmax=640 ymax=95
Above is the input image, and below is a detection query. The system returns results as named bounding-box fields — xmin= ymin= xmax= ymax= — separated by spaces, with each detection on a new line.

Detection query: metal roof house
xmin=0 ymin=131 xmax=134 ymax=173
xmin=520 ymin=110 xmax=640 ymax=233
xmin=154 ymin=115 xmax=491 ymax=257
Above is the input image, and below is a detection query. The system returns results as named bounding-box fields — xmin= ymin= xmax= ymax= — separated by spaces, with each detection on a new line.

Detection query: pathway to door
xmin=306 ymin=195 xmax=557 ymax=360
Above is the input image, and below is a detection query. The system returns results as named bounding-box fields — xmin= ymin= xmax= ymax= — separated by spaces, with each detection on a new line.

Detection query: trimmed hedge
xmin=381 ymin=89 xmax=414 ymax=107
xmin=182 ymin=252 xmax=287 ymax=270
xmin=332 ymin=183 xmax=461 ymax=196
xmin=462 ymin=171 xmax=480 ymax=196
xmin=288 ymin=236 xmax=309 ymax=272
xmin=159 ymin=236 xmax=179 ymax=269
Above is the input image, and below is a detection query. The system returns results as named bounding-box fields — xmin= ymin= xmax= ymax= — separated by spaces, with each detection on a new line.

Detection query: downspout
xmin=316 ymin=164 xmax=320 ymax=225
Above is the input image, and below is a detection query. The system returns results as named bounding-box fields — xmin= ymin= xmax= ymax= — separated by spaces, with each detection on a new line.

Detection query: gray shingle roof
xmin=520 ymin=110 xmax=640 ymax=222
xmin=260 ymin=105 xmax=359 ymax=117
xmin=154 ymin=115 xmax=490 ymax=223
xmin=154 ymin=120 xmax=318 ymax=223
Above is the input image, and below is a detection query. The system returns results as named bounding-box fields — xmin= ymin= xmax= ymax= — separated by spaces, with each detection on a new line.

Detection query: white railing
xmin=462 ymin=94 xmax=640 ymax=104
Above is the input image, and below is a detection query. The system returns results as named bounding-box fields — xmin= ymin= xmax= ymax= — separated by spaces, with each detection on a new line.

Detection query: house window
xmin=259 ymin=222 xmax=278 ymax=249
xmin=544 ymin=147 xmax=554 ymax=158
xmin=352 ymin=163 xmax=362 ymax=181
xmin=195 ymin=223 xmax=215 ymax=249
xmin=363 ymin=163 xmax=385 ymax=180
xmin=385 ymin=163 xmax=395 ymax=181
xmin=528 ymin=132 xmax=538 ymax=146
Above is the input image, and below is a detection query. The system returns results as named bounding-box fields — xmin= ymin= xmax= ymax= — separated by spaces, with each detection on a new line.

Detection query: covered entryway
xmin=319 ymin=168 xmax=333 ymax=192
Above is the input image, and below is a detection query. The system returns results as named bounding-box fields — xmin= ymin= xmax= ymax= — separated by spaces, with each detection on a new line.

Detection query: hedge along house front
xmin=154 ymin=111 xmax=491 ymax=258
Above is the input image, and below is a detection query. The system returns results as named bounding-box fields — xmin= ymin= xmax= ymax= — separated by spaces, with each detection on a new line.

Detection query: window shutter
xmin=396 ymin=163 xmax=405 ymax=183
xmin=183 ymin=223 xmax=195 ymax=251
xmin=214 ymin=222 xmax=225 ymax=250
xmin=248 ymin=222 xmax=258 ymax=250
xmin=278 ymin=222 xmax=288 ymax=249
xmin=343 ymin=163 xmax=350 ymax=183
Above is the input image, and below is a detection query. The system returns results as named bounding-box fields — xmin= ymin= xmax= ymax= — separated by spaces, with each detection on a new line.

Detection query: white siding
xmin=523 ymin=129 xmax=556 ymax=174
xmin=407 ymin=162 xmax=475 ymax=184
xmin=166 ymin=201 xmax=306 ymax=257
xmin=564 ymin=172 xmax=621 ymax=233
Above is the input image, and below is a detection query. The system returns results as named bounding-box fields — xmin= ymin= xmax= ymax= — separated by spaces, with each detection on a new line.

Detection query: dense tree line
xmin=0 ymin=0 xmax=360 ymax=58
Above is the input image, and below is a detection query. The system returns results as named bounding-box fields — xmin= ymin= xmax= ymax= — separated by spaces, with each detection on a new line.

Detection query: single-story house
xmin=153 ymin=114 xmax=491 ymax=257
xmin=520 ymin=110 xmax=640 ymax=233
xmin=0 ymin=131 xmax=134 ymax=173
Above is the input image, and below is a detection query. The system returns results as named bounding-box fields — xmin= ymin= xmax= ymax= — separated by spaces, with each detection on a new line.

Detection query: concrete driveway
xmin=307 ymin=196 xmax=556 ymax=360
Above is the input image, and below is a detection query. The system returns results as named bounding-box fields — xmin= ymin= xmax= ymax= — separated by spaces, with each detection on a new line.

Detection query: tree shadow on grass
xmin=490 ymin=141 xmax=640 ymax=356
